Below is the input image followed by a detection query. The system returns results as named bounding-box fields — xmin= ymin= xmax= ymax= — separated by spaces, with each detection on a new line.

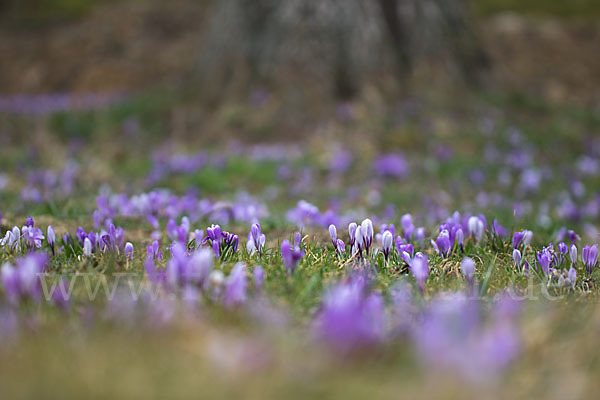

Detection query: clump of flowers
xmin=203 ymin=224 xmax=239 ymax=260
xmin=246 ymin=223 xmax=265 ymax=255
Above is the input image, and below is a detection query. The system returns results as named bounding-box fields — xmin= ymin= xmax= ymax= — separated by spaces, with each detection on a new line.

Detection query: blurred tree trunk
xmin=196 ymin=0 xmax=489 ymax=101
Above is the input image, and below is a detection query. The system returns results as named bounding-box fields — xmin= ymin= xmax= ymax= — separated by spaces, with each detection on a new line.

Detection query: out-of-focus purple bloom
xmin=328 ymin=146 xmax=353 ymax=173
xmin=492 ymin=220 xmax=507 ymax=237
xmin=413 ymin=293 xmax=520 ymax=383
xmin=522 ymin=230 xmax=533 ymax=247
xmin=223 ymin=263 xmax=247 ymax=309
xmin=373 ymin=153 xmax=409 ymax=179
xmin=147 ymin=240 xmax=162 ymax=260
xmin=1 ymin=253 xmax=47 ymax=304
xmin=568 ymin=230 xmax=580 ymax=244
xmin=253 ymin=266 xmax=264 ymax=291
xmin=25 ymin=217 xmax=34 ymax=227
xmin=410 ymin=253 xmax=429 ymax=293
xmin=468 ymin=216 xmax=485 ymax=243
xmin=455 ymin=228 xmax=465 ymax=251
xmin=314 ymin=276 xmax=385 ymax=353
xmin=166 ymin=217 xmax=190 ymax=244
xmin=512 ymin=231 xmax=525 ymax=249
xmin=281 ymin=239 xmax=304 ymax=275
xmin=294 ymin=232 xmax=302 ymax=249
xmin=461 ymin=257 xmax=475 ymax=286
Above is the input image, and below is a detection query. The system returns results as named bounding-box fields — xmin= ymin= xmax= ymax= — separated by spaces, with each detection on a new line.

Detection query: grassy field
xmin=0 ymin=85 xmax=599 ymax=398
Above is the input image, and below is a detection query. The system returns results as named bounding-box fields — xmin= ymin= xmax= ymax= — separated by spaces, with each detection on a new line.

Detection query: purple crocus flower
xmin=247 ymin=224 xmax=266 ymax=255
xmin=147 ymin=240 xmax=162 ymax=260
xmin=468 ymin=216 xmax=484 ymax=243
xmin=512 ymin=231 xmax=524 ymax=249
xmin=281 ymin=239 xmax=304 ymax=275
xmin=328 ymin=224 xmax=337 ymax=248
xmin=360 ymin=218 xmax=374 ymax=255
xmin=567 ymin=230 xmax=580 ymax=244
xmin=570 ymin=244 xmax=578 ymax=265
xmin=314 ymin=276 xmax=385 ymax=353
xmin=558 ymin=242 xmax=568 ymax=256
xmin=435 ymin=230 xmax=452 ymax=257
xmin=381 ymin=231 xmax=393 ymax=261
xmin=22 ymin=224 xmax=44 ymax=250
xmin=513 ymin=249 xmax=522 ymax=267
xmin=223 ymin=263 xmax=247 ymax=309
xmin=410 ymin=252 xmax=429 ymax=293
xmin=335 ymin=239 xmax=345 ymax=256
xmin=47 ymin=225 xmax=56 ymax=255
xmin=124 ymin=242 xmax=134 ymax=260
xmin=536 ymin=251 xmax=550 ymax=276
xmin=492 ymin=220 xmax=507 ymax=237
xmin=83 ymin=238 xmax=93 ymax=256
xmin=348 ymin=222 xmax=357 ymax=247
xmin=456 ymin=228 xmax=464 ymax=251
xmin=582 ymin=244 xmax=598 ymax=275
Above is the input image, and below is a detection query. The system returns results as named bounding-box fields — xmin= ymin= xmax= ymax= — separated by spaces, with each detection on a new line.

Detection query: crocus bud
xmin=582 ymin=245 xmax=590 ymax=266
xmin=570 ymin=244 xmax=578 ymax=265
xmin=47 ymin=225 xmax=56 ymax=255
xmin=460 ymin=257 xmax=475 ymax=285
xmin=456 ymin=228 xmax=464 ymax=250
xmin=513 ymin=249 xmax=522 ymax=266
xmin=568 ymin=267 xmax=577 ymax=289
xmin=522 ymin=230 xmax=533 ymax=247
xmin=361 ymin=218 xmax=374 ymax=252
xmin=124 ymin=242 xmax=134 ymax=260
xmin=335 ymin=239 xmax=345 ymax=256
xmin=537 ymin=252 xmax=550 ymax=275
xmin=402 ymin=251 xmax=412 ymax=265
xmin=382 ymin=231 xmax=393 ymax=260
xmin=348 ymin=223 xmax=357 ymax=246
xmin=83 ymin=238 xmax=93 ymax=257
xmin=468 ymin=216 xmax=484 ymax=242
xmin=25 ymin=217 xmax=34 ymax=227
xmin=354 ymin=226 xmax=363 ymax=251
xmin=410 ymin=252 xmax=429 ymax=293
xmin=251 ymin=223 xmax=261 ymax=242
xmin=512 ymin=231 xmax=524 ymax=249
xmin=328 ymin=224 xmax=337 ymax=247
